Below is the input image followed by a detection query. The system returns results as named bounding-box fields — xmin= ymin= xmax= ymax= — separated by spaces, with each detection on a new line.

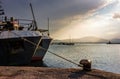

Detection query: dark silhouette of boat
xmin=0 ymin=2 xmax=52 ymax=65
xmin=106 ymin=41 xmax=120 ymax=44
xmin=56 ymin=42 xmax=74 ymax=45
xmin=107 ymin=41 xmax=112 ymax=44
xmin=61 ymin=42 xmax=74 ymax=45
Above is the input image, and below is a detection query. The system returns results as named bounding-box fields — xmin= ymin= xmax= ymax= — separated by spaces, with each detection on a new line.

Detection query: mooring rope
xmin=10 ymin=31 xmax=83 ymax=67
xmin=47 ymin=50 xmax=83 ymax=67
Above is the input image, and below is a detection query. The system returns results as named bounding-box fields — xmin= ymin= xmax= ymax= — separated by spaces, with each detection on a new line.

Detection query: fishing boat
xmin=62 ymin=42 xmax=74 ymax=45
xmin=106 ymin=41 xmax=112 ymax=44
xmin=61 ymin=36 xmax=74 ymax=45
xmin=56 ymin=37 xmax=74 ymax=45
xmin=0 ymin=2 xmax=52 ymax=65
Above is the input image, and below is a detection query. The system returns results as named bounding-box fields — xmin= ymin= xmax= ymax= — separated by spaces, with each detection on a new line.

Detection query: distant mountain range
xmin=52 ymin=36 xmax=120 ymax=44
xmin=53 ymin=36 xmax=107 ymax=43
xmin=74 ymin=36 xmax=108 ymax=43
xmin=110 ymin=39 xmax=120 ymax=43
xmin=53 ymin=36 xmax=120 ymax=43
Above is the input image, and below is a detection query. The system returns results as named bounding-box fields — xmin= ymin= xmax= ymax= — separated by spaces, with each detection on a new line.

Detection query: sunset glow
xmin=52 ymin=0 xmax=120 ymax=40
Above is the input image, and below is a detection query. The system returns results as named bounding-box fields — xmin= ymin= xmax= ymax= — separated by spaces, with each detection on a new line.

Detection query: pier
xmin=0 ymin=66 xmax=120 ymax=79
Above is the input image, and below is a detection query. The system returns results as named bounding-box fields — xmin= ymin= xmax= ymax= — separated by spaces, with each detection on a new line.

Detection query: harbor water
xmin=43 ymin=44 xmax=120 ymax=74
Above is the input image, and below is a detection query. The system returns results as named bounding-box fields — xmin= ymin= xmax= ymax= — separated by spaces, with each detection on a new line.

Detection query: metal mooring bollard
xmin=79 ymin=59 xmax=92 ymax=71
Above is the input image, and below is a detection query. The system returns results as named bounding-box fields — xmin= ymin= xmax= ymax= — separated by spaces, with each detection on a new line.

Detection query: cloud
xmin=113 ymin=13 xmax=120 ymax=19
xmin=38 ymin=0 xmax=106 ymax=19
xmin=2 ymin=0 xmax=107 ymax=22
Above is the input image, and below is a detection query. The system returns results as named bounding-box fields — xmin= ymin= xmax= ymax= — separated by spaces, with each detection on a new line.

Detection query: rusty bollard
xmin=79 ymin=59 xmax=92 ymax=71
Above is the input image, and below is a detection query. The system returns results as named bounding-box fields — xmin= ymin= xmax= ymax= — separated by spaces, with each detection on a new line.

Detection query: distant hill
xmin=52 ymin=36 xmax=108 ymax=43
xmin=77 ymin=36 xmax=108 ymax=43
xmin=110 ymin=39 xmax=120 ymax=43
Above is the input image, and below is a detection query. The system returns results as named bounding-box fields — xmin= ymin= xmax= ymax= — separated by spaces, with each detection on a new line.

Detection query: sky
xmin=1 ymin=0 xmax=120 ymax=40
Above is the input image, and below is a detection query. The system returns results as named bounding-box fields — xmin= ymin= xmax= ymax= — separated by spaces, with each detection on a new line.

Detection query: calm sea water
xmin=43 ymin=44 xmax=120 ymax=74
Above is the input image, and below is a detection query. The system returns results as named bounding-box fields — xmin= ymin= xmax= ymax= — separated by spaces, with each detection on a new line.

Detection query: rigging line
xmin=10 ymin=31 xmax=83 ymax=67
xmin=33 ymin=37 xmax=42 ymax=56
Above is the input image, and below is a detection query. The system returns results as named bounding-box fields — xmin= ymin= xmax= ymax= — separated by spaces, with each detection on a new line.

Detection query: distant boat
xmin=106 ymin=41 xmax=120 ymax=44
xmin=0 ymin=2 xmax=52 ymax=65
xmin=56 ymin=40 xmax=75 ymax=45
xmin=54 ymin=36 xmax=75 ymax=45
xmin=63 ymin=36 xmax=75 ymax=45
xmin=62 ymin=42 xmax=74 ymax=45
xmin=107 ymin=41 xmax=112 ymax=44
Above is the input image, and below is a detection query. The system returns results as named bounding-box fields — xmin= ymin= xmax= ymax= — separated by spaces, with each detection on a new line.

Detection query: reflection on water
xmin=43 ymin=44 xmax=120 ymax=74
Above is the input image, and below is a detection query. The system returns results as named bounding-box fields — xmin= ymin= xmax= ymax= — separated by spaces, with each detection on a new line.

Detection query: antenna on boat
xmin=47 ymin=17 xmax=50 ymax=36
xmin=29 ymin=3 xmax=38 ymax=30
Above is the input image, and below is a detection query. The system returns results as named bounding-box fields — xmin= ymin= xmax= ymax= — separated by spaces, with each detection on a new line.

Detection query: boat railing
xmin=0 ymin=17 xmax=36 ymax=31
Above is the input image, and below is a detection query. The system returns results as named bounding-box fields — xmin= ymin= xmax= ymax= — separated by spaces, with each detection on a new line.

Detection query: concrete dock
xmin=0 ymin=66 xmax=120 ymax=79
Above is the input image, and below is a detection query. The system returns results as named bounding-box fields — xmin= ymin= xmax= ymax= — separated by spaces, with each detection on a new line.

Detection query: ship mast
xmin=29 ymin=3 xmax=38 ymax=30
xmin=0 ymin=1 xmax=5 ymax=16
